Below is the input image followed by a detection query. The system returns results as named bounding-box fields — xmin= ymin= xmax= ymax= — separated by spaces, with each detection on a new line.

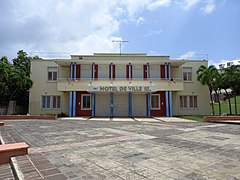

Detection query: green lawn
xmin=179 ymin=115 xmax=204 ymax=122
xmin=211 ymin=96 xmax=240 ymax=115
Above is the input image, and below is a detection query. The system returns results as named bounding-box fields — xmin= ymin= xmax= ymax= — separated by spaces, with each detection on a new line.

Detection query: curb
xmin=10 ymin=157 xmax=24 ymax=180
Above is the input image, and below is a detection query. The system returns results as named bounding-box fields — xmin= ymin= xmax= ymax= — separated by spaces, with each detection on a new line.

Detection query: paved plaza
xmin=0 ymin=118 xmax=240 ymax=179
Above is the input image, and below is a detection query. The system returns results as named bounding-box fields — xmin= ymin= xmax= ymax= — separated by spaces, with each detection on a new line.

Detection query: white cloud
xmin=182 ymin=0 xmax=201 ymax=10
xmin=179 ymin=51 xmax=196 ymax=59
xmin=147 ymin=0 xmax=171 ymax=11
xmin=1 ymin=0 xmax=175 ymax=59
xmin=136 ymin=17 xmax=145 ymax=25
xmin=180 ymin=0 xmax=216 ymax=14
xmin=201 ymin=3 xmax=216 ymax=14
xmin=145 ymin=29 xmax=163 ymax=37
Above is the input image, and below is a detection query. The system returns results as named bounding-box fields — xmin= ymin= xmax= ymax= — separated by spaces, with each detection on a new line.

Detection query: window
xmin=53 ymin=96 xmax=61 ymax=109
xmin=180 ymin=96 xmax=187 ymax=108
xmin=227 ymin=62 xmax=233 ymax=67
xmin=151 ymin=94 xmax=160 ymax=109
xmin=81 ymin=94 xmax=91 ymax=110
xmin=48 ymin=67 xmax=57 ymax=81
xmin=189 ymin=96 xmax=198 ymax=108
xmin=42 ymin=96 xmax=61 ymax=109
xmin=42 ymin=96 xmax=51 ymax=108
xmin=183 ymin=67 xmax=192 ymax=81
xmin=180 ymin=96 xmax=198 ymax=108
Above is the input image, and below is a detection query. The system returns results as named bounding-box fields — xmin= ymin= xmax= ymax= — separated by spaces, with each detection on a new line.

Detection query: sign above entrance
xmin=89 ymin=86 xmax=152 ymax=92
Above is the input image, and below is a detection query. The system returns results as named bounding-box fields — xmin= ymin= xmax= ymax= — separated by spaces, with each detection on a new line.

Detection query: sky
xmin=0 ymin=0 xmax=239 ymax=66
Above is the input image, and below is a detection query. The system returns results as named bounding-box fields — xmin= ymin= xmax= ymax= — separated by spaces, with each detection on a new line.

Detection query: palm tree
xmin=212 ymin=72 xmax=222 ymax=115
xmin=197 ymin=65 xmax=219 ymax=115
xmin=221 ymin=68 xmax=232 ymax=114
xmin=229 ymin=65 xmax=240 ymax=115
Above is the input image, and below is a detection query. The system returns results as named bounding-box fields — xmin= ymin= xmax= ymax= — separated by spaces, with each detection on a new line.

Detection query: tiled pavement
xmin=0 ymin=119 xmax=240 ymax=179
xmin=0 ymin=163 xmax=14 ymax=180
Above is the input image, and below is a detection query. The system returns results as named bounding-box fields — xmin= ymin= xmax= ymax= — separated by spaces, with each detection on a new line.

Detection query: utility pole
xmin=112 ymin=40 xmax=129 ymax=55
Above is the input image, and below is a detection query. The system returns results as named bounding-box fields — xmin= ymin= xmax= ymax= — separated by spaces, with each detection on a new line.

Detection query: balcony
xmin=57 ymin=78 xmax=184 ymax=92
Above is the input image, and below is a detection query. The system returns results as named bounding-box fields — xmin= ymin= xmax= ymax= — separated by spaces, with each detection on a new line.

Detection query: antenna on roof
xmin=112 ymin=40 xmax=129 ymax=55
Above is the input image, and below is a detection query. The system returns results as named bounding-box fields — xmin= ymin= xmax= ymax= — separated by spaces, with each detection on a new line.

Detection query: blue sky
xmin=0 ymin=0 xmax=239 ymax=66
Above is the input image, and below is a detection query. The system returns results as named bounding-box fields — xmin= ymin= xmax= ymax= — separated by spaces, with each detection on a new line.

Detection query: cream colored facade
xmin=29 ymin=53 xmax=210 ymax=117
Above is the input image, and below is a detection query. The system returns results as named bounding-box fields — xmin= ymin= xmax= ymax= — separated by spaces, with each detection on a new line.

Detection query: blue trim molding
xmin=91 ymin=93 xmax=95 ymax=117
xmin=169 ymin=91 xmax=173 ymax=117
xmin=165 ymin=91 xmax=169 ymax=117
xmin=110 ymin=93 xmax=113 ymax=118
xmin=69 ymin=91 xmax=73 ymax=117
xmin=147 ymin=92 xmax=151 ymax=117
xmin=128 ymin=93 xmax=132 ymax=117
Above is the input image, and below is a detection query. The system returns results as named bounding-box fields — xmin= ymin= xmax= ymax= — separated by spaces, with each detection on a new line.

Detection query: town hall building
xmin=29 ymin=53 xmax=210 ymax=117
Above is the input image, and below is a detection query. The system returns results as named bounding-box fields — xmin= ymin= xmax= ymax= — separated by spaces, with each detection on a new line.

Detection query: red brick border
xmin=204 ymin=116 xmax=240 ymax=122
xmin=0 ymin=115 xmax=56 ymax=120
xmin=0 ymin=142 xmax=29 ymax=164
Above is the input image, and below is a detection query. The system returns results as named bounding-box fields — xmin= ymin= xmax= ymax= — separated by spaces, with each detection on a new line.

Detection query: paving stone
xmin=1 ymin=119 xmax=240 ymax=179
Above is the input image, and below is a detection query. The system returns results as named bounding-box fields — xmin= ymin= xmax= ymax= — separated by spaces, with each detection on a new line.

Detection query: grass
xmin=211 ymin=96 xmax=240 ymax=115
xmin=179 ymin=115 xmax=204 ymax=122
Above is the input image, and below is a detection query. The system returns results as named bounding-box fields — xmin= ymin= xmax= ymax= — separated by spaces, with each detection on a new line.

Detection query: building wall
xmin=29 ymin=60 xmax=68 ymax=115
xmin=29 ymin=55 xmax=210 ymax=116
xmin=172 ymin=60 xmax=210 ymax=116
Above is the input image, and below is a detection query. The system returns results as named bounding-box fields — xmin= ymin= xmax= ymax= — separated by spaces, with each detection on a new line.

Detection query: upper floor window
xmin=48 ymin=67 xmax=57 ymax=81
xmin=183 ymin=67 xmax=192 ymax=81
xmin=227 ymin=62 xmax=233 ymax=67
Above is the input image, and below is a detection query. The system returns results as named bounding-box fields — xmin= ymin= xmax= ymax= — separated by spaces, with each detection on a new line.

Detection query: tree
xmin=0 ymin=56 xmax=12 ymax=105
xmin=221 ymin=68 xmax=233 ymax=114
xmin=12 ymin=50 xmax=33 ymax=107
xmin=197 ymin=65 xmax=219 ymax=115
xmin=13 ymin=50 xmax=31 ymax=77
xmin=227 ymin=65 xmax=240 ymax=115
xmin=0 ymin=50 xmax=33 ymax=114
xmin=212 ymin=71 xmax=222 ymax=115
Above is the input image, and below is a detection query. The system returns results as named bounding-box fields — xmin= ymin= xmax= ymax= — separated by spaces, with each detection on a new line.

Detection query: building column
xmin=72 ymin=63 xmax=77 ymax=117
xmin=73 ymin=91 xmax=76 ymax=117
xmin=128 ymin=93 xmax=132 ymax=117
xmin=110 ymin=93 xmax=113 ymax=118
xmin=165 ymin=63 xmax=168 ymax=80
xmin=91 ymin=93 xmax=95 ymax=117
xmin=69 ymin=92 xmax=73 ymax=117
xmin=168 ymin=63 xmax=173 ymax=117
xmin=92 ymin=63 xmax=95 ymax=79
xmin=169 ymin=91 xmax=173 ymax=117
xmin=110 ymin=63 xmax=113 ymax=80
xmin=165 ymin=91 xmax=169 ymax=117
xmin=147 ymin=62 xmax=150 ymax=79
xmin=69 ymin=62 xmax=73 ymax=117
xmin=147 ymin=92 xmax=151 ymax=117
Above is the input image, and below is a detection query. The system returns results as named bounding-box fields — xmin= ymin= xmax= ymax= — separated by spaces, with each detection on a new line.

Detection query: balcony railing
xmin=57 ymin=78 xmax=184 ymax=92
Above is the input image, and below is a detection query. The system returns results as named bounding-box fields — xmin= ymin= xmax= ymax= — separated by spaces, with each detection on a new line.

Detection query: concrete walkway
xmin=58 ymin=117 xmax=195 ymax=123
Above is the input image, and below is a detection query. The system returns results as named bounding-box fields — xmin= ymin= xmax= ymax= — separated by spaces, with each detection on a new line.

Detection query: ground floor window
xmin=189 ymin=96 xmax=198 ymax=108
xmin=180 ymin=96 xmax=187 ymax=108
xmin=42 ymin=96 xmax=51 ymax=108
xmin=151 ymin=94 xmax=160 ymax=110
xmin=42 ymin=95 xmax=61 ymax=109
xmin=179 ymin=95 xmax=198 ymax=108
xmin=81 ymin=94 xmax=91 ymax=110
xmin=53 ymin=96 xmax=61 ymax=109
